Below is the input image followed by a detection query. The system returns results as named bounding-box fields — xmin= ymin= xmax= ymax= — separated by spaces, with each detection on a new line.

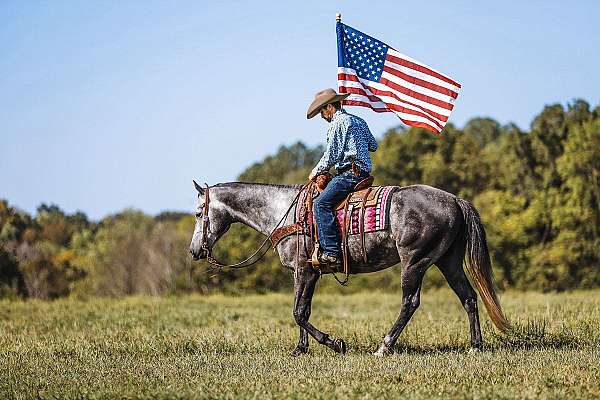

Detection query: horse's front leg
xmin=290 ymin=327 xmax=309 ymax=356
xmin=292 ymin=263 xmax=346 ymax=354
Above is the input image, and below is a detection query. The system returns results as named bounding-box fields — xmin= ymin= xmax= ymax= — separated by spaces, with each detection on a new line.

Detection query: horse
xmin=189 ymin=181 xmax=510 ymax=356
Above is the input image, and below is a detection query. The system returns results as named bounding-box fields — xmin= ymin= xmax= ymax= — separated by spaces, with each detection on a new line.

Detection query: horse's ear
xmin=193 ymin=180 xmax=205 ymax=195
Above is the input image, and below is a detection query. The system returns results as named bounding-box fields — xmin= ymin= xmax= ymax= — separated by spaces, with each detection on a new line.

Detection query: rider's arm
xmin=309 ymin=122 xmax=346 ymax=179
xmin=366 ymin=125 xmax=378 ymax=152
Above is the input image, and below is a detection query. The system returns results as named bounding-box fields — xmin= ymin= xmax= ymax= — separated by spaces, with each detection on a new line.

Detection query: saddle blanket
xmin=296 ymin=185 xmax=397 ymax=235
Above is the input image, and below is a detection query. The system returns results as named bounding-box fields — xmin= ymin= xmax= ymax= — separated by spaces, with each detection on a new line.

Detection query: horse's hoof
xmin=290 ymin=347 xmax=308 ymax=357
xmin=468 ymin=347 xmax=481 ymax=354
xmin=373 ymin=344 xmax=392 ymax=357
xmin=333 ymin=338 xmax=347 ymax=354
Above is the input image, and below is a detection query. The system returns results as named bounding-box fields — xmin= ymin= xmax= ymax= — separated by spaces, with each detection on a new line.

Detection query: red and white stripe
xmin=338 ymin=48 xmax=461 ymax=134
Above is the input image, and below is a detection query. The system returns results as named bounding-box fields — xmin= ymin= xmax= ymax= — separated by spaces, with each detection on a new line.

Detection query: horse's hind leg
xmin=436 ymin=236 xmax=483 ymax=349
xmin=374 ymin=256 xmax=429 ymax=356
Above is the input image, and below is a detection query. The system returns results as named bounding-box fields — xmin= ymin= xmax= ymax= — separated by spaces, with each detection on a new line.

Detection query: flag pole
xmin=336 ymin=13 xmax=341 ymax=22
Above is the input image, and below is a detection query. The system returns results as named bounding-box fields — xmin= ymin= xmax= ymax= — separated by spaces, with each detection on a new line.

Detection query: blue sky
xmin=1 ymin=1 xmax=599 ymax=219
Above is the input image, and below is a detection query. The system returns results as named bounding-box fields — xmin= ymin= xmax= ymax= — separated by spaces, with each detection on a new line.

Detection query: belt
xmin=336 ymin=163 xmax=369 ymax=177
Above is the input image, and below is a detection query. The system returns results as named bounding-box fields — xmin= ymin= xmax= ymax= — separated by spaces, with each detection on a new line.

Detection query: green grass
xmin=1 ymin=289 xmax=599 ymax=399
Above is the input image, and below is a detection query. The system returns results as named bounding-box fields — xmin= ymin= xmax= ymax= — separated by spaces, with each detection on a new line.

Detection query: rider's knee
xmin=314 ymin=196 xmax=330 ymax=210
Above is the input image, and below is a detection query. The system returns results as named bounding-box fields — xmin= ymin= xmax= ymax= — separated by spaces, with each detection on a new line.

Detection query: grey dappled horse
xmin=189 ymin=182 xmax=510 ymax=356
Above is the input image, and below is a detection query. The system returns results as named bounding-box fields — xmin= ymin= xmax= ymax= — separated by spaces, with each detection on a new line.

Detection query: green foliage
xmin=1 ymin=100 xmax=599 ymax=297
xmin=71 ymin=210 xmax=198 ymax=298
xmin=238 ymin=141 xmax=323 ymax=184
xmin=0 ymin=246 xmax=21 ymax=299
xmin=0 ymin=201 xmax=89 ymax=299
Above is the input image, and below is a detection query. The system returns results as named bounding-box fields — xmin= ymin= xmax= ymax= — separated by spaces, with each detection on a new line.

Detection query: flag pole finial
xmin=336 ymin=13 xmax=342 ymax=22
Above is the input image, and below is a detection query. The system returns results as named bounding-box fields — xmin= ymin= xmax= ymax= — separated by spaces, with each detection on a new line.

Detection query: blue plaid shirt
xmin=310 ymin=109 xmax=378 ymax=179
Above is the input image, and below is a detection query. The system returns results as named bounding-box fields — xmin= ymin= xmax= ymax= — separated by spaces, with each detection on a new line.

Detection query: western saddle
xmin=270 ymin=167 xmax=377 ymax=284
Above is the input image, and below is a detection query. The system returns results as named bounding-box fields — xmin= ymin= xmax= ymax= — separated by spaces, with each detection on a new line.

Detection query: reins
xmin=199 ymin=181 xmax=353 ymax=287
xmin=201 ymin=182 xmax=309 ymax=271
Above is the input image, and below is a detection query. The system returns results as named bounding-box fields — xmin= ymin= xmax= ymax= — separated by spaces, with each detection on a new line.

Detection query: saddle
xmin=309 ymin=174 xmax=375 ymax=277
xmin=270 ymin=169 xmax=378 ymax=284
xmin=317 ymin=174 xmax=375 ymax=210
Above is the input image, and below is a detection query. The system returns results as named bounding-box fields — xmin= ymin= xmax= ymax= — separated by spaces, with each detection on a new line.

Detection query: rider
xmin=307 ymin=88 xmax=378 ymax=264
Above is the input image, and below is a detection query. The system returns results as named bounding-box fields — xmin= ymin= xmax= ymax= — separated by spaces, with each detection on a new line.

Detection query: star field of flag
xmin=338 ymin=23 xmax=388 ymax=82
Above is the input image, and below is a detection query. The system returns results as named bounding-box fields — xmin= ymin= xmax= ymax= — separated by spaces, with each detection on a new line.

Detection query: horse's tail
xmin=455 ymin=198 xmax=511 ymax=333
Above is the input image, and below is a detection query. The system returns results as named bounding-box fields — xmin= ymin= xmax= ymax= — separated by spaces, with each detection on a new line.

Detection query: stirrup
xmin=311 ymin=244 xmax=321 ymax=266
xmin=318 ymin=253 xmax=339 ymax=264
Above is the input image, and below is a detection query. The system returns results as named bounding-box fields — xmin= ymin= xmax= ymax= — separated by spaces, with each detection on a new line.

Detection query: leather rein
xmin=199 ymin=183 xmax=308 ymax=270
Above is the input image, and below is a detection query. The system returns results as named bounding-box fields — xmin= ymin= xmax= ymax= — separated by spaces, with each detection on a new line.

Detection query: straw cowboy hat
xmin=306 ymin=88 xmax=350 ymax=119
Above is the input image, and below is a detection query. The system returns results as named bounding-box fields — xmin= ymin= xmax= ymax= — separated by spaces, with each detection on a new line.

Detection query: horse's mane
xmin=211 ymin=182 xmax=303 ymax=190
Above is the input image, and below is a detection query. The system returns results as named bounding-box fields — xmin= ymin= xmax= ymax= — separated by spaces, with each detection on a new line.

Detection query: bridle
xmin=197 ymin=182 xmax=307 ymax=270
xmin=197 ymin=180 xmax=353 ymax=286
xmin=199 ymin=183 xmax=211 ymax=254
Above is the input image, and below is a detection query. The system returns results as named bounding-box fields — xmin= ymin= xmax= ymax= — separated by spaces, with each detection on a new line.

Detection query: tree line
xmin=1 ymin=99 xmax=599 ymax=299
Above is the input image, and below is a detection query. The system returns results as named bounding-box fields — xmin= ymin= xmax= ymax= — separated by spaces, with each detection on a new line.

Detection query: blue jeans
xmin=313 ymin=171 xmax=365 ymax=257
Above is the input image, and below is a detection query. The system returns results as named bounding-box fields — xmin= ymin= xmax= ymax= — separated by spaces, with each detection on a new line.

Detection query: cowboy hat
xmin=306 ymin=88 xmax=350 ymax=119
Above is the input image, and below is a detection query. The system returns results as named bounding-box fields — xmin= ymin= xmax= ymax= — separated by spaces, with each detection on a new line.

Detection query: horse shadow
xmin=356 ymin=319 xmax=582 ymax=355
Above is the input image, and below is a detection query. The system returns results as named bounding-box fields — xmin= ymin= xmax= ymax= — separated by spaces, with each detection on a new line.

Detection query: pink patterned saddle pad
xmin=296 ymin=185 xmax=397 ymax=236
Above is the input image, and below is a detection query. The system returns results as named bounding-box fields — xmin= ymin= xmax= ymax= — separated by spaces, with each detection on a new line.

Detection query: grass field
xmin=1 ymin=288 xmax=599 ymax=399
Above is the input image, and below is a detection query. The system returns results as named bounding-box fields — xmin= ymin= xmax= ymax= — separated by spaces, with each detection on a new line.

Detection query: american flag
xmin=337 ymin=22 xmax=461 ymax=134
